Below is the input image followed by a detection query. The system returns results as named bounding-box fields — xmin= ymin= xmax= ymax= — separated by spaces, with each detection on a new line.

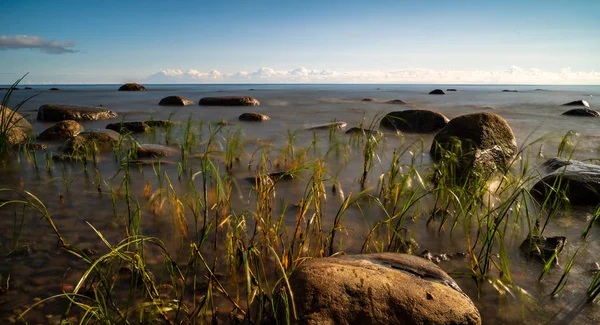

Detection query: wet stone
xmin=106 ymin=121 xmax=150 ymax=134
xmin=520 ymin=235 xmax=566 ymax=264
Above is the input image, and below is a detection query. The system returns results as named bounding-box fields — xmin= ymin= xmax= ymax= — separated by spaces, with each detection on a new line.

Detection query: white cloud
xmin=145 ymin=66 xmax=600 ymax=84
xmin=0 ymin=35 xmax=78 ymax=54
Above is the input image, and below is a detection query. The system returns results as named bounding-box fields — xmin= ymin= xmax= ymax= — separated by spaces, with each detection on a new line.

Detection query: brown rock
xmin=158 ymin=96 xmax=195 ymax=106
xmin=0 ymin=105 xmax=33 ymax=145
xmin=199 ymin=96 xmax=260 ymax=106
xmin=106 ymin=121 xmax=150 ymax=134
xmin=118 ymin=83 xmax=146 ymax=91
xmin=59 ymin=129 xmax=121 ymax=153
xmin=289 ymin=253 xmax=481 ymax=325
xmin=37 ymin=120 xmax=84 ymax=141
xmin=37 ymin=104 xmax=117 ymax=122
xmin=136 ymin=144 xmax=180 ymax=158
xmin=345 ymin=127 xmax=383 ymax=137
xmin=239 ymin=112 xmax=270 ymax=121
xmin=381 ymin=110 xmax=449 ymax=133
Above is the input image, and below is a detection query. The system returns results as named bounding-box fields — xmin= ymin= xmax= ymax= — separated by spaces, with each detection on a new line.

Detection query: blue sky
xmin=1 ymin=0 xmax=599 ymax=84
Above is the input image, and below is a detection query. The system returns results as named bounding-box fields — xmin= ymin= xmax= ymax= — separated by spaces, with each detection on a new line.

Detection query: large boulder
xmin=118 ymin=83 xmax=146 ymax=91
xmin=429 ymin=89 xmax=445 ymax=95
xmin=531 ymin=157 xmax=600 ymax=205
xmin=561 ymin=108 xmax=599 ymax=117
xmin=59 ymin=129 xmax=121 ymax=153
xmin=562 ymin=100 xmax=590 ymax=107
xmin=37 ymin=104 xmax=117 ymax=122
xmin=158 ymin=96 xmax=195 ymax=106
xmin=37 ymin=120 xmax=84 ymax=141
xmin=289 ymin=253 xmax=481 ymax=325
xmin=199 ymin=96 xmax=260 ymax=106
xmin=106 ymin=121 xmax=150 ymax=134
xmin=239 ymin=112 xmax=270 ymax=121
xmin=380 ymin=110 xmax=449 ymax=133
xmin=0 ymin=105 xmax=33 ymax=145
xmin=430 ymin=112 xmax=517 ymax=179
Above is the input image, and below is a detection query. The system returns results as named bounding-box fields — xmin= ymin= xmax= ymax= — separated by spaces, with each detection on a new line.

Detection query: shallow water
xmin=1 ymin=84 xmax=599 ymax=323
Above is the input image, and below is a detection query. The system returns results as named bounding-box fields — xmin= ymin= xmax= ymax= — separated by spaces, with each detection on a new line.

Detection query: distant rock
xmin=531 ymin=157 xmax=600 ymax=205
xmin=158 ymin=95 xmax=195 ymax=106
xmin=520 ymin=235 xmax=566 ymax=264
xmin=345 ymin=127 xmax=383 ymax=137
xmin=380 ymin=110 xmax=449 ymax=133
xmin=562 ymin=100 xmax=590 ymax=108
xmin=0 ymin=105 xmax=33 ymax=146
xmin=289 ymin=253 xmax=481 ymax=325
xmin=24 ymin=87 xmax=32 ymax=90
xmin=430 ymin=112 xmax=517 ymax=180
xmin=118 ymin=83 xmax=146 ymax=91
xmin=386 ymin=99 xmax=406 ymax=104
xmin=37 ymin=104 xmax=117 ymax=122
xmin=59 ymin=129 xmax=121 ymax=153
xmin=361 ymin=98 xmax=375 ymax=102
xmin=561 ymin=108 xmax=599 ymax=117
xmin=136 ymin=144 xmax=180 ymax=158
xmin=446 ymin=89 xmax=457 ymax=92
xmin=106 ymin=121 xmax=150 ymax=134
xmin=502 ymin=90 xmax=518 ymax=92
xmin=37 ymin=120 xmax=84 ymax=141
xmin=429 ymin=89 xmax=445 ymax=95
xmin=199 ymin=96 xmax=260 ymax=106
xmin=49 ymin=88 xmax=60 ymax=91
xmin=306 ymin=121 xmax=347 ymax=130
xmin=239 ymin=112 xmax=270 ymax=121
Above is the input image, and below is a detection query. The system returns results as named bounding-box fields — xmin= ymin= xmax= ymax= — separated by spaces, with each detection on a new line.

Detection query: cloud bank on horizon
xmin=146 ymin=66 xmax=600 ymax=85
xmin=0 ymin=35 xmax=78 ymax=54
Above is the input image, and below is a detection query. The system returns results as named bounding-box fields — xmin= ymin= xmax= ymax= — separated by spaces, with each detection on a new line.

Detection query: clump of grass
xmin=0 ymin=74 xmax=37 ymax=156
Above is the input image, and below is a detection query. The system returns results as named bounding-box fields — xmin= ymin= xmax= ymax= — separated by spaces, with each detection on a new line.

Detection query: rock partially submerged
xmin=144 ymin=120 xmax=177 ymax=128
xmin=59 ymin=129 xmax=121 ymax=153
xmin=0 ymin=105 xmax=33 ymax=146
xmin=429 ymin=89 xmax=445 ymax=95
xmin=199 ymin=96 xmax=260 ymax=106
xmin=118 ymin=83 xmax=146 ymax=91
xmin=37 ymin=104 xmax=117 ymax=122
xmin=531 ymin=157 xmax=600 ymax=206
xmin=380 ymin=110 xmax=449 ymax=133
xmin=520 ymin=235 xmax=566 ymax=264
xmin=106 ymin=121 xmax=150 ymax=134
xmin=289 ymin=253 xmax=481 ymax=325
xmin=239 ymin=112 xmax=270 ymax=121
xmin=136 ymin=144 xmax=180 ymax=158
xmin=562 ymin=100 xmax=590 ymax=107
xmin=37 ymin=120 xmax=84 ymax=141
xmin=386 ymin=99 xmax=406 ymax=104
xmin=430 ymin=112 xmax=517 ymax=179
xmin=561 ymin=108 xmax=599 ymax=117
xmin=345 ymin=127 xmax=383 ymax=137
xmin=306 ymin=121 xmax=347 ymax=130
xmin=158 ymin=96 xmax=195 ymax=106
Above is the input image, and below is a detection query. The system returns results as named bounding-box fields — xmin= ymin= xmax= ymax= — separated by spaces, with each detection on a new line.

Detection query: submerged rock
xmin=289 ymin=253 xmax=481 ymax=325
xmin=239 ymin=112 xmax=270 ymax=121
xmin=118 ymin=83 xmax=146 ymax=91
xmin=429 ymin=89 xmax=445 ymax=95
xmin=520 ymin=235 xmax=566 ymax=264
xmin=0 ymin=105 xmax=33 ymax=146
xmin=345 ymin=127 xmax=383 ymax=137
xmin=37 ymin=120 xmax=84 ymax=141
xmin=37 ymin=104 xmax=117 ymax=122
xmin=502 ymin=90 xmax=518 ymax=92
xmin=306 ymin=121 xmax=347 ymax=130
xmin=59 ymin=129 xmax=121 ymax=153
xmin=430 ymin=112 xmax=517 ymax=179
xmin=136 ymin=144 xmax=180 ymax=158
xmin=531 ymin=157 xmax=600 ymax=205
xmin=380 ymin=110 xmax=449 ymax=133
xmin=361 ymin=98 xmax=375 ymax=102
xmin=561 ymin=108 xmax=599 ymax=117
xmin=562 ymin=100 xmax=590 ymax=107
xmin=158 ymin=95 xmax=195 ymax=106
xmin=144 ymin=120 xmax=178 ymax=128
xmin=199 ymin=96 xmax=260 ymax=106
xmin=386 ymin=99 xmax=406 ymax=104
xmin=446 ymin=88 xmax=457 ymax=92
xmin=106 ymin=121 xmax=150 ymax=134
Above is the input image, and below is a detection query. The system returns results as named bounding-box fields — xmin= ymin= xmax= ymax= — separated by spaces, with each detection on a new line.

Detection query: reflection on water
xmin=0 ymin=84 xmax=599 ymax=323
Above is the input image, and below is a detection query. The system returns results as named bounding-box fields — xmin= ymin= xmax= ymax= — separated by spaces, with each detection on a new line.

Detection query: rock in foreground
xmin=136 ymin=144 xmax=180 ymax=158
xmin=37 ymin=120 xmax=84 ymax=141
xmin=37 ymin=104 xmax=117 ymax=122
xmin=531 ymin=157 xmax=600 ymax=205
xmin=59 ymin=129 xmax=121 ymax=153
xmin=430 ymin=112 xmax=517 ymax=179
xmin=520 ymin=235 xmax=566 ymax=264
xmin=561 ymin=108 xmax=599 ymax=117
xmin=199 ymin=96 xmax=260 ymax=106
xmin=158 ymin=96 xmax=195 ymax=106
xmin=118 ymin=83 xmax=146 ymax=91
xmin=380 ymin=110 xmax=449 ymax=133
xmin=289 ymin=253 xmax=481 ymax=325
xmin=0 ymin=105 xmax=33 ymax=146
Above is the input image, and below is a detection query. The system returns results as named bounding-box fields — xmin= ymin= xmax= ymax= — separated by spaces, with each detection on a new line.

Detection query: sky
xmin=1 ymin=0 xmax=599 ymax=84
